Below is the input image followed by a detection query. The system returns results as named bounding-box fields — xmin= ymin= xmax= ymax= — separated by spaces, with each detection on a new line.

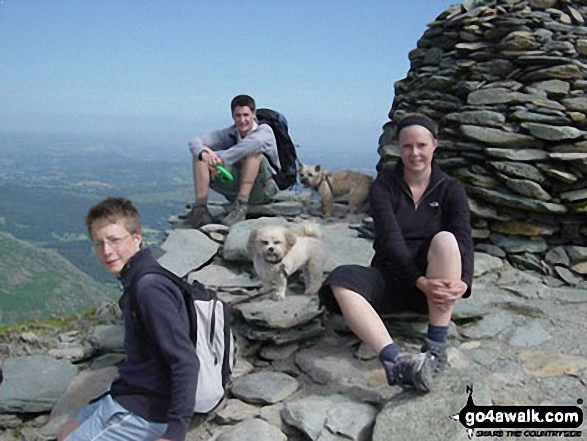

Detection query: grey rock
xmin=474 ymin=243 xmax=506 ymax=259
xmin=511 ymin=109 xmax=570 ymax=125
xmin=188 ymin=261 xmax=259 ymax=289
xmin=521 ymin=122 xmax=585 ymax=141
xmin=236 ymin=296 xmax=322 ymax=330
xmin=230 ymin=372 xmax=299 ymax=405
xmin=215 ymin=418 xmax=286 ymax=441
xmin=567 ymin=246 xmax=587 ymax=263
xmin=259 ymin=343 xmax=299 ymax=361
xmin=0 ymin=356 xmax=77 ymax=413
xmin=461 ymin=125 xmax=541 ymax=148
xmin=544 ymin=247 xmax=570 ymax=266
xmin=474 ymin=252 xmax=505 ymax=278
xmin=372 ymin=378 xmax=491 ymax=441
xmin=484 ymin=148 xmax=548 ymax=161
xmin=247 ymin=201 xmax=304 ymax=217
xmin=562 ymin=96 xmax=587 ymax=113
xmin=282 ymin=395 xmax=377 ymax=441
xmin=461 ymin=311 xmax=515 ymax=339
xmin=560 ymin=187 xmax=587 ymax=203
xmin=488 ymin=161 xmax=544 ymax=183
xmin=490 ymin=234 xmax=547 ymax=254
xmin=552 ymin=287 xmax=587 ymax=304
xmin=496 ymin=268 xmax=550 ymax=299
xmin=321 ymin=223 xmax=375 ymax=272
xmin=469 ymin=187 xmax=567 ymax=214
xmin=520 ymin=64 xmax=583 ymax=82
xmin=214 ymin=399 xmax=260 ymax=425
xmin=508 ymin=322 xmax=551 ymax=347
xmin=451 ymin=301 xmax=490 ymax=322
xmin=554 ymin=266 xmax=583 ymax=286
xmin=240 ymin=318 xmax=325 ymax=345
xmin=41 ymin=367 xmax=118 ymax=437
xmin=445 ymin=110 xmax=505 ymax=127
xmin=509 ymin=253 xmax=549 ymax=275
xmin=157 ymin=229 xmax=219 ymax=277
xmin=529 ymin=79 xmax=570 ymax=96
xmin=535 ymin=164 xmax=578 ymax=183
xmin=294 ymin=345 xmax=364 ymax=386
xmin=89 ymin=325 xmax=124 ymax=353
xmin=498 ymin=173 xmax=551 ymax=201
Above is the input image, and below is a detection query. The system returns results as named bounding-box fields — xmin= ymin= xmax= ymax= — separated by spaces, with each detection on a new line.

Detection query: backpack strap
xmin=127 ymin=264 xmax=198 ymax=346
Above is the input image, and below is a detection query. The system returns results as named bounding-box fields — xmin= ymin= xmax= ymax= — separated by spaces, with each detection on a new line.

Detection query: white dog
xmin=247 ymin=223 xmax=327 ymax=300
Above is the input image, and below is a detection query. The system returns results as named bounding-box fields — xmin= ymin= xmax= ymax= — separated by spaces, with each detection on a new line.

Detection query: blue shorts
xmin=64 ymin=394 xmax=167 ymax=441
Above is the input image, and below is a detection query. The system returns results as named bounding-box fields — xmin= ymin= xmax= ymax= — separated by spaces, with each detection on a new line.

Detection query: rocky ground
xmin=0 ymin=193 xmax=586 ymax=441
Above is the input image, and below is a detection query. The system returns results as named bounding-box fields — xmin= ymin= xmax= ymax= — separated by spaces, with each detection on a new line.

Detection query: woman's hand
xmin=416 ymin=277 xmax=467 ymax=310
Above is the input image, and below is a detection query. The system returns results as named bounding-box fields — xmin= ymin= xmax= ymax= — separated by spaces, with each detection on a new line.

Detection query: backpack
xmin=256 ymin=108 xmax=298 ymax=190
xmin=129 ymin=265 xmax=236 ymax=414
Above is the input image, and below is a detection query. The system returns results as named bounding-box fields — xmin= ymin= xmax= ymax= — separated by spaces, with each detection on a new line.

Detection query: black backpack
xmin=129 ymin=264 xmax=235 ymax=414
xmin=256 ymin=108 xmax=298 ymax=190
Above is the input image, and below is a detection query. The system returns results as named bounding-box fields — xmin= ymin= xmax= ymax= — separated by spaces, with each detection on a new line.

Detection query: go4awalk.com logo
xmin=451 ymin=386 xmax=584 ymax=439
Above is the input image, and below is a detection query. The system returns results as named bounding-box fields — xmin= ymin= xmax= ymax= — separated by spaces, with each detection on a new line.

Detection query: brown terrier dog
xmin=298 ymin=163 xmax=372 ymax=218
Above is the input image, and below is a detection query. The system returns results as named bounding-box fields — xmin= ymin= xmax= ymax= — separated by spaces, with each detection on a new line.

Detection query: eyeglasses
xmin=92 ymin=234 xmax=131 ymax=250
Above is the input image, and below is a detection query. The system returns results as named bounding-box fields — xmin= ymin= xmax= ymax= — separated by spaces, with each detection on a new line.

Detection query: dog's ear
xmin=315 ymin=165 xmax=321 ymax=172
xmin=298 ymin=162 xmax=304 ymax=171
xmin=246 ymin=230 xmax=258 ymax=257
xmin=284 ymin=229 xmax=297 ymax=250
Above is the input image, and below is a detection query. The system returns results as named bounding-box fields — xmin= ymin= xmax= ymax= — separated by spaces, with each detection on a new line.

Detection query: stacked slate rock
xmin=378 ymin=0 xmax=587 ymax=278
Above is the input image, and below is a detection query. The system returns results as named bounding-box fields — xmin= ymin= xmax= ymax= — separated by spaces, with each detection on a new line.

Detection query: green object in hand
xmin=214 ymin=165 xmax=234 ymax=182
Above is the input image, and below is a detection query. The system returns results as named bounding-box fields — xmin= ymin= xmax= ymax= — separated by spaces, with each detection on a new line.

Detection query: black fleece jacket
xmin=110 ymin=248 xmax=198 ymax=441
xmin=370 ymin=161 xmax=474 ymax=297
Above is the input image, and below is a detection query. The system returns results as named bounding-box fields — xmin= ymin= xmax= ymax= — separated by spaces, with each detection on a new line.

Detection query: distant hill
xmin=0 ymin=231 xmax=117 ymax=324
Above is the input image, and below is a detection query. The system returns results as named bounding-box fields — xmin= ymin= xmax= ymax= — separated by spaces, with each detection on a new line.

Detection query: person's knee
xmin=429 ymin=231 xmax=460 ymax=260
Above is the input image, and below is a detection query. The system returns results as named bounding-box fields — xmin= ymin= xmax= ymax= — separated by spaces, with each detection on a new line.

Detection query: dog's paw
xmin=273 ymin=291 xmax=286 ymax=301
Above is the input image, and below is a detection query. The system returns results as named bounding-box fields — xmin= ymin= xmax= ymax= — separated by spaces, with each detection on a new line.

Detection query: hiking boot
xmin=382 ymin=352 xmax=433 ymax=393
xmin=421 ymin=338 xmax=448 ymax=375
xmin=222 ymin=199 xmax=248 ymax=226
xmin=187 ymin=206 xmax=214 ymax=229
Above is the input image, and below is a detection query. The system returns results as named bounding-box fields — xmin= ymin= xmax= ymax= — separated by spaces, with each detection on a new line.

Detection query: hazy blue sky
xmin=0 ymin=0 xmax=457 ymax=162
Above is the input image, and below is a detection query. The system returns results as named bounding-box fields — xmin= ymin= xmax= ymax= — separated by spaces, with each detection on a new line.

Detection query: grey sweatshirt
xmin=188 ymin=122 xmax=280 ymax=169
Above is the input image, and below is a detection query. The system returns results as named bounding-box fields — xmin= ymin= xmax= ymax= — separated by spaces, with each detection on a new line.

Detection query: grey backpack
xmin=131 ymin=265 xmax=236 ymax=413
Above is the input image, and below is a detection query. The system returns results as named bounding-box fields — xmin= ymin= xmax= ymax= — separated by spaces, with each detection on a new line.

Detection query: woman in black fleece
xmin=319 ymin=113 xmax=473 ymax=393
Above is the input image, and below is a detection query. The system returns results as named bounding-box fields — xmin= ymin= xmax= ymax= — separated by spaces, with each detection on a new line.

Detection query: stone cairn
xmin=378 ymin=0 xmax=587 ymax=280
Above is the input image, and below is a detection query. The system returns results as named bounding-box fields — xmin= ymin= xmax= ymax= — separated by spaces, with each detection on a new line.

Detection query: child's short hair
xmin=85 ymin=197 xmax=141 ymax=236
xmin=230 ymin=94 xmax=256 ymax=113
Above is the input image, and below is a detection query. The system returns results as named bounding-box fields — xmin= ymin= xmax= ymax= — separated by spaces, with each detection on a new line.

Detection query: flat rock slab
xmin=321 ymin=223 xmax=375 ymax=272
xmin=214 ymin=418 xmax=286 ymax=441
xmin=230 ymin=372 xmax=299 ymax=404
xmin=41 ymin=366 xmax=118 ymax=437
xmin=282 ymin=394 xmax=378 ymax=441
xmin=473 ymin=252 xmax=503 ymax=277
xmin=0 ymin=356 xmax=77 ymax=413
xmin=508 ymin=321 xmax=551 ymax=347
xmin=89 ymin=325 xmax=124 ymax=353
xmin=188 ymin=262 xmax=259 ymax=289
xmin=235 ymin=295 xmax=322 ymax=329
xmin=461 ymin=311 xmax=515 ymax=339
xmin=214 ymin=399 xmax=261 ymax=425
xmin=157 ymin=229 xmax=219 ymax=277
xmin=372 ymin=378 xmax=492 ymax=441
xmin=518 ymin=351 xmax=587 ymax=378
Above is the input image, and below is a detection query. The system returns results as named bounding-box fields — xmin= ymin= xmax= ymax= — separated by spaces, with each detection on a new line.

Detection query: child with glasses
xmin=58 ymin=197 xmax=197 ymax=441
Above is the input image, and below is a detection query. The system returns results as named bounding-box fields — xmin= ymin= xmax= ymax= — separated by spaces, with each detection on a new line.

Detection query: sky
xmin=0 ymin=0 xmax=458 ymax=163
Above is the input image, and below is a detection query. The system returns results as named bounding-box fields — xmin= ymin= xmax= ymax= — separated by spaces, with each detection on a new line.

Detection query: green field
xmin=0 ymin=231 xmax=117 ymax=324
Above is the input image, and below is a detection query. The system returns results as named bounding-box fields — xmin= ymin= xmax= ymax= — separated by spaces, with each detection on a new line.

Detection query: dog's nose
xmin=268 ymin=246 xmax=274 ymax=252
